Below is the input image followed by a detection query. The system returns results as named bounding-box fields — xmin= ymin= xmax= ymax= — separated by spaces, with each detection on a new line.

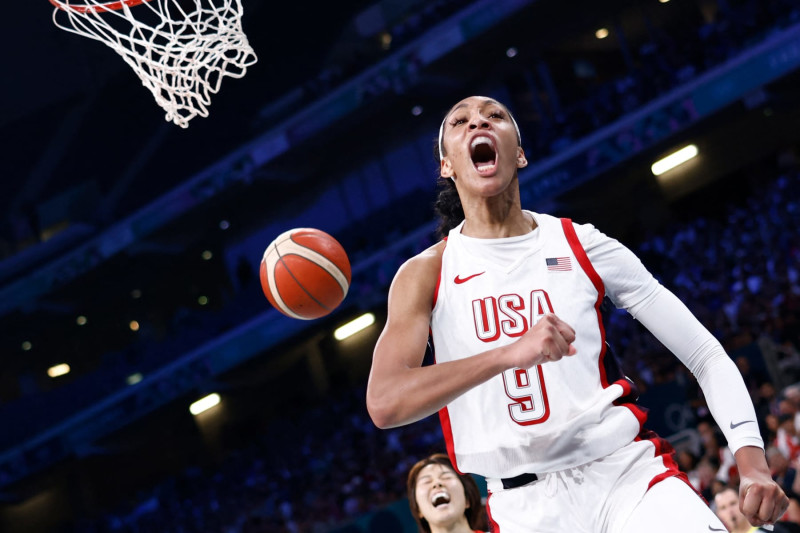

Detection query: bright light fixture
xmin=651 ymin=144 xmax=698 ymax=176
xmin=126 ymin=372 xmax=143 ymax=385
xmin=190 ymin=393 xmax=221 ymax=415
xmin=595 ymin=28 xmax=609 ymax=39
xmin=48 ymin=363 xmax=71 ymax=378
xmin=334 ymin=313 xmax=376 ymax=341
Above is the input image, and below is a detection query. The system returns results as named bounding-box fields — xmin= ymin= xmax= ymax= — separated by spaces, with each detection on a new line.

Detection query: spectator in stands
xmin=767 ymin=445 xmax=797 ymax=495
xmin=776 ymin=414 xmax=800 ymax=463
xmin=691 ymin=455 xmax=723 ymax=503
xmin=407 ymin=453 xmax=487 ymax=533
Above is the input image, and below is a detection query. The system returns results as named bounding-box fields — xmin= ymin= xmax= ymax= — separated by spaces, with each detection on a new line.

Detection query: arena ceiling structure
xmin=1 ymin=0 xmax=800 ymax=530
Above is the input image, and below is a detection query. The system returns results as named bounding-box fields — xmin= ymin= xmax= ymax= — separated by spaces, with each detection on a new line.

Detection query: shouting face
xmin=439 ymin=96 xmax=527 ymax=196
xmin=414 ymin=463 xmax=470 ymax=529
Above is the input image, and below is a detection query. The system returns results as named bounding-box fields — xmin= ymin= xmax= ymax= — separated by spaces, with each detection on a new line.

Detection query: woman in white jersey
xmin=366 ymin=95 xmax=788 ymax=532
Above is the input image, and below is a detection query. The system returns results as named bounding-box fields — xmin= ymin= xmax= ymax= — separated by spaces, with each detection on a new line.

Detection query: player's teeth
xmin=477 ymin=164 xmax=495 ymax=171
xmin=471 ymin=136 xmax=492 ymax=148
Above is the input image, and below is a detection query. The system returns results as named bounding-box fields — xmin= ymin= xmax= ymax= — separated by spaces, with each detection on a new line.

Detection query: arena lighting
xmin=380 ymin=32 xmax=392 ymax=50
xmin=334 ymin=313 xmax=376 ymax=341
xmin=595 ymin=28 xmax=609 ymax=39
xmin=126 ymin=372 xmax=143 ymax=385
xmin=651 ymin=144 xmax=698 ymax=176
xmin=47 ymin=363 xmax=71 ymax=378
xmin=190 ymin=393 xmax=221 ymax=415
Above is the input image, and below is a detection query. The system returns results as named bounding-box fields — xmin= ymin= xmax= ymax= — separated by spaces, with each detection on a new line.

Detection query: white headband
xmin=438 ymin=112 xmax=522 ymax=162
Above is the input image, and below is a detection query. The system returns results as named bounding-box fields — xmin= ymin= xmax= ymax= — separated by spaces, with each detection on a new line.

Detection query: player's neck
xmin=460 ymin=205 xmax=536 ymax=239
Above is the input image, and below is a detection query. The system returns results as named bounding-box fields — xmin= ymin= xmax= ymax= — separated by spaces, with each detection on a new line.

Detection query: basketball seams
xmin=263 ymin=240 xmax=305 ymax=320
xmin=275 ymin=255 xmax=333 ymax=313
xmin=290 ymin=230 xmax=351 ymax=280
xmin=279 ymin=241 xmax=350 ymax=295
xmin=260 ymin=228 xmax=351 ymax=320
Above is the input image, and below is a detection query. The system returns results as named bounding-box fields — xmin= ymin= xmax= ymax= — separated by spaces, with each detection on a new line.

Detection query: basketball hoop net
xmin=49 ymin=0 xmax=258 ymax=128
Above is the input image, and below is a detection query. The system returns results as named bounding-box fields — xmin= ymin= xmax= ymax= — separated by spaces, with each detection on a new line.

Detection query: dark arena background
xmin=2 ymin=0 xmax=800 ymax=531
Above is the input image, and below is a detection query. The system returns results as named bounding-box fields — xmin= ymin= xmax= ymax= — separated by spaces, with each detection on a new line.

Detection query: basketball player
xmin=366 ymin=96 xmax=788 ymax=532
xmin=407 ymin=453 xmax=488 ymax=533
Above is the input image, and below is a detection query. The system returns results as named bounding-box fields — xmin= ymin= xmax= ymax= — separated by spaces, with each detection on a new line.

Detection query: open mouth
xmin=431 ymin=490 xmax=451 ymax=508
xmin=470 ymin=135 xmax=497 ymax=174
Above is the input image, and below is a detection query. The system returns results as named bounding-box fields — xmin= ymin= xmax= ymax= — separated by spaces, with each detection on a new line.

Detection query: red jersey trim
xmin=432 ymin=237 xmax=447 ymax=309
xmin=560 ymin=218 xmax=609 ymax=386
xmin=431 ymin=239 xmax=458 ymax=471
xmin=486 ymin=492 xmax=501 ymax=533
xmin=614 ymin=378 xmax=647 ymax=429
xmin=438 ymin=407 xmax=462 ymax=474
xmin=430 ymin=323 xmax=463 ymax=475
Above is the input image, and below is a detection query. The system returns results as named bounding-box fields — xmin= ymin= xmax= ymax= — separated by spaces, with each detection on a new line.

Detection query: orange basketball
xmin=259 ymin=228 xmax=352 ymax=320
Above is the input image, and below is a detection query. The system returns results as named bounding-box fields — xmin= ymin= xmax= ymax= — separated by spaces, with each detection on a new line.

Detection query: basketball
xmin=259 ymin=228 xmax=352 ymax=320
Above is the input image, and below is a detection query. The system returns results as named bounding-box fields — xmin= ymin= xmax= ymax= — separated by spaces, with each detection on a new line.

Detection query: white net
xmin=50 ymin=0 xmax=258 ymax=128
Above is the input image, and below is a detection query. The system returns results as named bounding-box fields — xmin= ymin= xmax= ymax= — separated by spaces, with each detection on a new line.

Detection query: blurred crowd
xmin=4 ymin=0 xmax=800 ymax=531
xmin=5 ymin=0 xmax=800 ymax=448
xmin=70 ymin=157 xmax=800 ymax=532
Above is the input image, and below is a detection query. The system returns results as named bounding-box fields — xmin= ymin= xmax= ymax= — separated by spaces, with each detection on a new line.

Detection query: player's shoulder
xmin=549 ymin=214 xmax=601 ymax=242
xmin=401 ymin=240 xmax=445 ymax=277
xmin=385 ymin=240 xmax=444 ymax=309
xmin=391 ymin=240 xmax=444 ymax=289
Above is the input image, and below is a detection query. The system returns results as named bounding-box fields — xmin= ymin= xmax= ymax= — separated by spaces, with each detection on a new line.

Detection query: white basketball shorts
xmin=484 ymin=436 xmax=727 ymax=532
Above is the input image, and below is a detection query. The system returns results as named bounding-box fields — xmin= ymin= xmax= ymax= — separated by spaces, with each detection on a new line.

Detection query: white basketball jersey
xmin=431 ymin=212 xmax=646 ymax=479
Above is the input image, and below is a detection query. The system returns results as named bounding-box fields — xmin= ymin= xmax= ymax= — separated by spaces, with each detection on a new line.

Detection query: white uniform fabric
xmin=483 ymin=441 xmax=725 ymax=533
xmin=430 ymin=211 xmax=763 ymax=480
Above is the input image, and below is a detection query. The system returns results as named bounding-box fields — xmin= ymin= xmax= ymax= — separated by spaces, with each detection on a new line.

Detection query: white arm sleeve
xmin=575 ymin=222 xmax=764 ymax=454
xmin=629 ymin=285 xmax=763 ymax=454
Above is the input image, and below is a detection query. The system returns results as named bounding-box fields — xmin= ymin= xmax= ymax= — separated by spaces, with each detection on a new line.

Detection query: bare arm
xmin=737 ymin=445 xmax=789 ymax=526
xmin=366 ymin=243 xmax=576 ymax=429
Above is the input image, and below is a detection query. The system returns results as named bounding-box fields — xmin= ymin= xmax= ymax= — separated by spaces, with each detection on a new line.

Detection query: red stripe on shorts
xmin=637 ymin=430 xmax=700 ymax=500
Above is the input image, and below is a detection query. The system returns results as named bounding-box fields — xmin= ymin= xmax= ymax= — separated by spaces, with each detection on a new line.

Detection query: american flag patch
xmin=546 ymin=257 xmax=572 ymax=272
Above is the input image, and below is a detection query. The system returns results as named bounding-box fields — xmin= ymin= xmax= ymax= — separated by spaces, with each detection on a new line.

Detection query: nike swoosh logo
xmin=454 ymin=272 xmax=485 ymax=284
xmin=709 ymin=526 xmax=726 ymax=532
xmin=730 ymin=419 xmax=755 ymax=429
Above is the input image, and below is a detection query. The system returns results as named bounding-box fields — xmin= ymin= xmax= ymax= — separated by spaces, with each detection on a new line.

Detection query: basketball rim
xmin=48 ymin=0 xmax=152 ymax=14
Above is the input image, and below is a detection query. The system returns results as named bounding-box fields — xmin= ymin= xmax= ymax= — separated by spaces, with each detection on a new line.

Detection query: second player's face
xmin=414 ymin=463 xmax=469 ymax=529
xmin=440 ymin=96 xmax=526 ymax=196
